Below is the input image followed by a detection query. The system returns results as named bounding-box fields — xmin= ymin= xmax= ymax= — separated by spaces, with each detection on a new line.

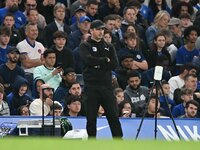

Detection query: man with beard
xmin=176 ymin=25 xmax=200 ymax=66
xmin=124 ymin=70 xmax=149 ymax=116
xmin=179 ymin=100 xmax=199 ymax=118
xmin=0 ymin=47 xmax=25 ymax=95
xmin=29 ymin=84 xmax=54 ymax=116
xmin=80 ymin=20 xmax=123 ymax=138
xmin=0 ymin=0 xmax=26 ymax=29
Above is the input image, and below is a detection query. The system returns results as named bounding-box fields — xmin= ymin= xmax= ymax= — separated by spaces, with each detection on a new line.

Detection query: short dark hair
xmin=86 ymin=0 xmax=99 ymax=6
xmin=180 ymin=63 xmax=197 ymax=74
xmin=185 ymin=100 xmax=199 ymax=109
xmin=184 ymin=25 xmax=199 ymax=40
xmin=27 ymin=8 xmax=38 ymax=16
xmin=66 ymin=95 xmax=81 ymax=105
xmin=0 ymin=26 xmax=11 ymax=36
xmin=53 ymin=31 xmax=67 ymax=40
xmin=127 ymin=70 xmax=141 ymax=80
xmin=43 ymin=49 xmax=56 ymax=58
xmin=184 ymin=74 xmax=197 ymax=81
xmin=103 ymin=14 xmax=116 ymax=23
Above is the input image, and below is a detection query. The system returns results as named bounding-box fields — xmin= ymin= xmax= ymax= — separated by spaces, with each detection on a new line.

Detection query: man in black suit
xmin=44 ymin=2 xmax=71 ymax=48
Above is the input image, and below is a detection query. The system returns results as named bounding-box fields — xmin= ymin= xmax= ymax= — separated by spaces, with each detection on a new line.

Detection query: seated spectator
xmin=0 ymin=47 xmax=25 ymax=95
xmin=2 ymin=13 xmax=21 ymax=46
xmin=7 ymin=76 xmax=32 ymax=115
xmin=29 ymin=84 xmax=53 ymax=116
xmin=33 ymin=49 xmax=62 ymax=91
xmin=51 ymin=31 xmax=74 ymax=69
xmin=54 ymin=68 xmax=77 ymax=105
xmin=32 ymin=78 xmax=45 ymax=99
xmin=168 ymin=63 xmax=197 ymax=99
xmin=118 ymin=100 xmax=132 ymax=118
xmin=70 ymin=5 xmax=86 ymax=32
xmin=113 ymin=87 xmax=124 ymax=104
xmin=172 ymin=88 xmax=194 ymax=118
xmin=145 ymin=10 xmax=170 ymax=47
xmin=67 ymin=15 xmax=91 ymax=50
xmin=17 ymin=105 xmax=30 ymax=116
xmin=159 ymin=80 xmax=176 ymax=116
xmin=176 ymin=25 xmax=199 ymax=67
xmin=0 ymin=26 xmax=11 ymax=65
xmin=146 ymin=32 xmax=171 ymax=69
xmin=118 ymin=32 xmax=148 ymax=73
xmin=144 ymin=0 xmax=171 ymax=24
xmin=124 ymin=70 xmax=149 ymax=116
xmin=179 ymin=13 xmax=193 ymax=32
xmin=17 ymin=23 xmax=45 ymax=90
xmin=0 ymin=83 xmax=10 ymax=116
xmin=143 ymin=94 xmax=164 ymax=118
xmin=115 ymin=53 xmax=134 ymax=90
xmin=49 ymin=101 xmax=63 ymax=116
xmin=44 ymin=2 xmax=71 ymax=48
xmin=179 ymin=100 xmax=199 ymax=118
xmin=23 ymin=0 xmax=47 ymax=29
xmin=0 ymin=0 xmax=26 ymax=29
xmin=63 ymin=95 xmax=81 ymax=116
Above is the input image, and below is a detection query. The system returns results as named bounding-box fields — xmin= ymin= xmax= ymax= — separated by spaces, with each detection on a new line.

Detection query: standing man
xmin=80 ymin=20 xmax=123 ymax=138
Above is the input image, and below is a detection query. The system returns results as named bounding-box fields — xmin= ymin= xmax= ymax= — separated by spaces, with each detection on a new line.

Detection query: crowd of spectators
xmin=0 ymin=0 xmax=200 ymax=119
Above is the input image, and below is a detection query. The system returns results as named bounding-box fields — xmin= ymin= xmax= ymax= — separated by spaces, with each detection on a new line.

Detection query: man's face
xmin=187 ymin=30 xmax=198 ymax=43
xmin=44 ymin=53 xmax=56 ymax=68
xmin=7 ymin=51 xmax=20 ymax=63
xmin=54 ymin=37 xmax=66 ymax=49
xmin=68 ymin=101 xmax=81 ymax=114
xmin=64 ymin=72 xmax=77 ymax=83
xmin=185 ymin=76 xmax=198 ymax=92
xmin=86 ymin=4 xmax=98 ymax=16
xmin=25 ymin=24 xmax=38 ymax=40
xmin=43 ymin=88 xmax=53 ymax=99
xmin=79 ymin=21 xmax=91 ymax=32
xmin=186 ymin=104 xmax=198 ymax=118
xmin=90 ymin=28 xmax=104 ymax=41
xmin=128 ymin=76 xmax=141 ymax=90
xmin=0 ymin=34 xmax=10 ymax=46
xmin=3 ymin=16 xmax=15 ymax=28
xmin=185 ymin=104 xmax=198 ymax=118
xmin=121 ymin=57 xmax=133 ymax=69
xmin=54 ymin=7 xmax=65 ymax=21
xmin=27 ymin=10 xmax=39 ymax=24
xmin=69 ymin=83 xmax=81 ymax=96
xmin=105 ymin=20 xmax=115 ymax=31
xmin=25 ymin=0 xmax=37 ymax=11
xmin=75 ymin=11 xmax=86 ymax=20
xmin=124 ymin=8 xmax=137 ymax=23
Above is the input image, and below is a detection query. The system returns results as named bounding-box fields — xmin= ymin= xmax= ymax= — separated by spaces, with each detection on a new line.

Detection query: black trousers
xmin=84 ymin=84 xmax=123 ymax=138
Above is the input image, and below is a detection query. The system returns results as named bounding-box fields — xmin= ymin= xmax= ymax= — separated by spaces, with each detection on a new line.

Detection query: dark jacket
xmin=50 ymin=45 xmax=74 ymax=69
xmin=79 ymin=38 xmax=118 ymax=86
xmin=7 ymin=76 xmax=33 ymax=115
xmin=44 ymin=21 xmax=71 ymax=48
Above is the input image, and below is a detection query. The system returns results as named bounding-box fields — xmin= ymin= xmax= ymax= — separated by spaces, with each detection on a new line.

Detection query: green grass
xmin=1 ymin=137 xmax=200 ymax=150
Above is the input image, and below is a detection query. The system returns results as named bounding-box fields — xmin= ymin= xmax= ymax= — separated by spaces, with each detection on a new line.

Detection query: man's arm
xmin=20 ymin=53 xmax=44 ymax=68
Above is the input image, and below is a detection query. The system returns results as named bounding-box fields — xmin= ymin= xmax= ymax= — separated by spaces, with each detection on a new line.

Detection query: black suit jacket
xmin=45 ymin=21 xmax=71 ymax=48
